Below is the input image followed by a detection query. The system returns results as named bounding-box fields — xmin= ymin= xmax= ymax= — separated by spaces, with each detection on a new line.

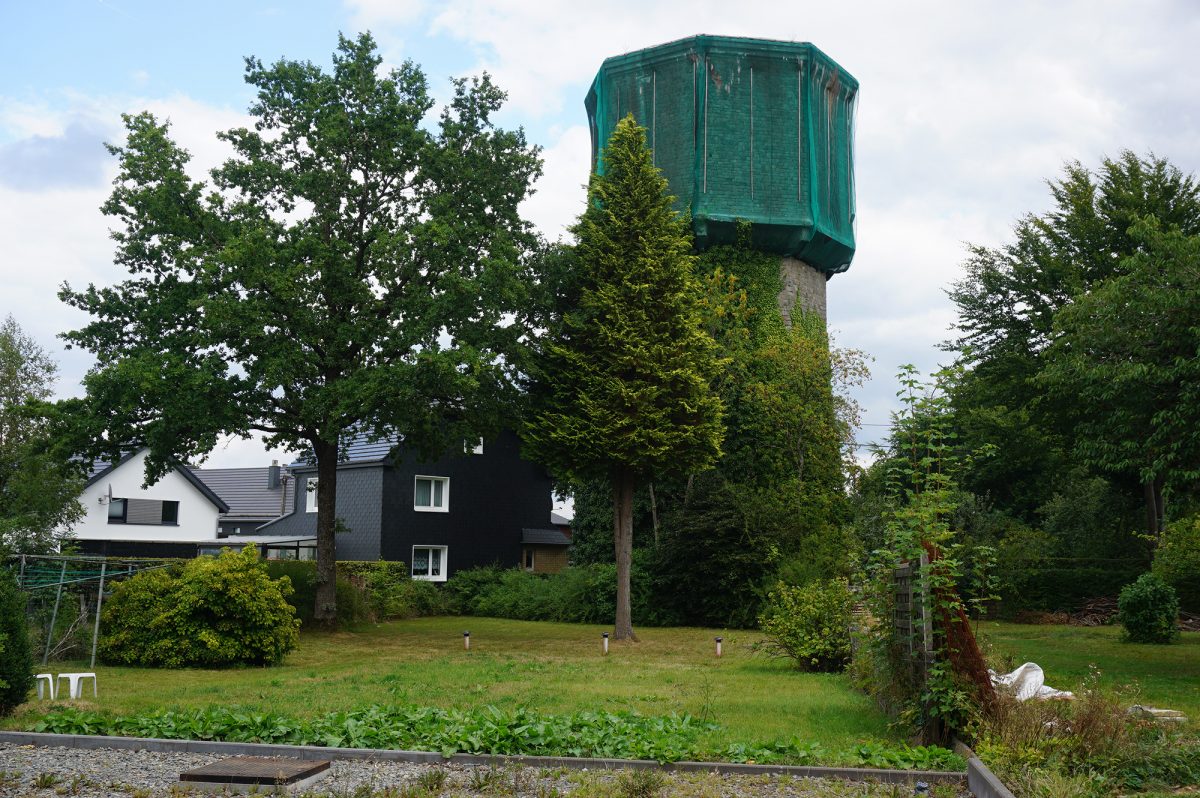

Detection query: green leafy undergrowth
xmin=29 ymin=703 xmax=963 ymax=770
xmin=33 ymin=704 xmax=710 ymax=762
xmin=722 ymin=739 xmax=964 ymax=771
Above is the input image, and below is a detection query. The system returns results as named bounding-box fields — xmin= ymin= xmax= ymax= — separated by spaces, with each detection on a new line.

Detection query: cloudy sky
xmin=3 ymin=0 xmax=1199 ymax=480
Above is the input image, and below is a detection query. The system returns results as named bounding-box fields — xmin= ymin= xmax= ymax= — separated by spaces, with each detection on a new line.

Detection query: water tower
xmin=585 ymin=35 xmax=858 ymax=323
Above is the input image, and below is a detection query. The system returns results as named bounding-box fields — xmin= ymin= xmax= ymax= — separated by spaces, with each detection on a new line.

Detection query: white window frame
xmin=467 ymin=438 xmax=484 ymax=455
xmin=305 ymin=477 xmax=318 ymax=513
xmin=411 ymin=545 xmax=448 ymax=582
xmin=413 ymin=475 xmax=449 ymax=512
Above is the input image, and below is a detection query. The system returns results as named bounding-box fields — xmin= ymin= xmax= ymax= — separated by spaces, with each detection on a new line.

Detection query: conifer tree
xmin=525 ymin=115 xmax=723 ymax=640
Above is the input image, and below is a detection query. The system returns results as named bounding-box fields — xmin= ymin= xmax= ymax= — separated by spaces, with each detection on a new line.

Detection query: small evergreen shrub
xmin=0 ymin=568 xmax=34 ymax=715
xmin=1117 ymin=572 xmax=1180 ymax=644
xmin=757 ymin=578 xmax=854 ymax=671
xmin=99 ymin=546 xmax=300 ymax=667
xmin=1153 ymin=516 xmax=1200 ymax=613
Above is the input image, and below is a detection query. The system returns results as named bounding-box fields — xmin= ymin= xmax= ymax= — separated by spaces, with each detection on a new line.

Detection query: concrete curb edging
xmin=954 ymin=739 xmax=1017 ymax=798
xmin=966 ymin=758 xmax=1017 ymax=798
xmin=0 ymin=731 xmax=964 ymax=786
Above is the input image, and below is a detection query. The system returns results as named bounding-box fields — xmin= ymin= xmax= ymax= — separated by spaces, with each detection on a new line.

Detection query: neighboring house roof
xmin=550 ymin=512 xmax=572 ymax=527
xmin=86 ymin=449 xmax=230 ymax=513
xmin=522 ymin=528 xmax=571 ymax=546
xmin=288 ymin=430 xmax=399 ymax=469
xmin=191 ymin=467 xmax=295 ymax=523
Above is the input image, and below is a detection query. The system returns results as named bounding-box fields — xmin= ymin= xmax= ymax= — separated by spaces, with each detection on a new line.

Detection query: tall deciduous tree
xmin=1040 ymin=219 xmax=1200 ymax=537
xmin=524 ymin=116 xmax=723 ymax=640
xmin=0 ymin=316 xmax=84 ymax=554
xmin=946 ymin=152 xmax=1200 ymax=534
xmin=61 ymin=33 xmax=541 ymax=623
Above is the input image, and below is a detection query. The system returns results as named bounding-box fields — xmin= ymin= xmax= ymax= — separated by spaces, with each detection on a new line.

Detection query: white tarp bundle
xmin=989 ymin=662 xmax=1075 ymax=701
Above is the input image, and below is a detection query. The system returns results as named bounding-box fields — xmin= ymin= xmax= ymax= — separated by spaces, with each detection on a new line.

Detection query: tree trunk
xmin=612 ymin=467 xmax=637 ymax=641
xmin=313 ymin=438 xmax=339 ymax=626
xmin=1144 ymin=476 xmax=1166 ymax=539
xmin=648 ymin=482 xmax=659 ymax=546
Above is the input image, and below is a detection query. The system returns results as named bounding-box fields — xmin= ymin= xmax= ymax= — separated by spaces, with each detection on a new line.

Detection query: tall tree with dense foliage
xmin=0 ymin=315 xmax=84 ymax=554
xmin=61 ymin=33 xmax=542 ymax=623
xmin=1040 ymin=219 xmax=1200 ymax=536
xmin=946 ymin=152 xmax=1200 ymax=537
xmin=524 ymin=115 xmax=724 ymax=640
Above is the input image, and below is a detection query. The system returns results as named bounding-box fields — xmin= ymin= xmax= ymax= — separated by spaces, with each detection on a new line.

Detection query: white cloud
xmin=0 ymin=92 xmax=249 ymax=402
xmin=521 ymin=124 xmax=590 ymax=240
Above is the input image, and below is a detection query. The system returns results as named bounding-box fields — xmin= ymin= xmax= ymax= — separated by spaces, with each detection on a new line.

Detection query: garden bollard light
xmin=602 ymin=632 xmax=609 ymax=655
xmin=715 ymin=637 xmax=723 ymax=658
xmin=463 ymin=631 xmax=470 ymax=651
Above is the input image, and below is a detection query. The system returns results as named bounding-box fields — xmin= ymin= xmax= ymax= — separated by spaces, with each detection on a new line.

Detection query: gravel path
xmin=0 ymin=743 xmax=967 ymax=798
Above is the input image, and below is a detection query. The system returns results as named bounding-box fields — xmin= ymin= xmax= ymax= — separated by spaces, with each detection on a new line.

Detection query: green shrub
xmin=0 ymin=568 xmax=34 ymax=715
xmin=757 ymin=578 xmax=854 ymax=671
xmin=339 ymin=561 xmax=449 ymax=619
xmin=265 ymin=560 xmax=371 ymax=627
xmin=445 ymin=563 xmax=661 ymax=626
xmin=1117 ymin=573 xmax=1180 ymax=644
xmin=99 ymin=546 xmax=300 ymax=667
xmin=1153 ymin=516 xmax=1200 ymax=613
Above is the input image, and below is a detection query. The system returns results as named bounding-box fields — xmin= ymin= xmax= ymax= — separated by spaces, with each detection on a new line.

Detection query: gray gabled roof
xmin=522 ymin=528 xmax=571 ymax=546
xmin=551 ymin=512 xmax=572 ymax=527
xmin=288 ymin=430 xmax=400 ymax=469
xmin=85 ymin=449 xmax=230 ymax=513
xmin=191 ymin=467 xmax=295 ymax=522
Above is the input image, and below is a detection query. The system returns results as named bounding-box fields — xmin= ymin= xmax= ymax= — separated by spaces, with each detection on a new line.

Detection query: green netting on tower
xmin=585 ymin=35 xmax=858 ymax=275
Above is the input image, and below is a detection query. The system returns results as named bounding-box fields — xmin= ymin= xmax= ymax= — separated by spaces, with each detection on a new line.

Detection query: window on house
xmin=414 ymin=476 xmax=449 ymax=512
xmin=466 ymin=438 xmax=484 ymax=455
xmin=305 ymin=477 xmax=318 ymax=513
xmin=107 ymin=498 xmax=179 ymax=525
xmin=412 ymin=545 xmax=447 ymax=581
xmin=523 ymin=548 xmax=535 ymax=571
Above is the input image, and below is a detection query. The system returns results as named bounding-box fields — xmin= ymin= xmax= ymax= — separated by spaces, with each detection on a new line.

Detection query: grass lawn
xmin=980 ymin=621 xmax=1200 ymax=725
xmin=6 ymin=616 xmax=896 ymax=753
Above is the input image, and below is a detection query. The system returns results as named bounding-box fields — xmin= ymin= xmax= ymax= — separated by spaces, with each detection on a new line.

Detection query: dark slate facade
xmin=251 ymin=429 xmax=554 ymax=577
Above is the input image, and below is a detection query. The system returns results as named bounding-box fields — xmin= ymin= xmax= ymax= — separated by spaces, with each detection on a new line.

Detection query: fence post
xmin=89 ymin=561 xmax=107 ymax=669
xmin=42 ymin=560 xmax=68 ymax=665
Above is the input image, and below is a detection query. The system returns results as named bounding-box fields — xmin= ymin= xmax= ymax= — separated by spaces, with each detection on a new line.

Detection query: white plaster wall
xmin=71 ymin=449 xmax=221 ymax=542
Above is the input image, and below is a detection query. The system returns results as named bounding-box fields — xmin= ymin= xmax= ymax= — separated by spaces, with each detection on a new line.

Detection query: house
xmin=249 ymin=429 xmax=565 ymax=579
xmin=191 ymin=462 xmax=295 ymax=536
xmin=73 ymin=448 xmax=230 ymax=558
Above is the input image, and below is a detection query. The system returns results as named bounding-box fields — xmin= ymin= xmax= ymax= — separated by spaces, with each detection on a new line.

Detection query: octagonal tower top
xmin=586 ymin=35 xmax=858 ymax=275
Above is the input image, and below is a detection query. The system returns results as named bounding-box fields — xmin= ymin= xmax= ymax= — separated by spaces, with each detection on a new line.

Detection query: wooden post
xmin=90 ymin=561 xmax=107 ymax=669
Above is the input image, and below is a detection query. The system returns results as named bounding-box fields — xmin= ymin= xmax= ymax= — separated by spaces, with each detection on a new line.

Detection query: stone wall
xmin=777 ymin=256 xmax=827 ymax=325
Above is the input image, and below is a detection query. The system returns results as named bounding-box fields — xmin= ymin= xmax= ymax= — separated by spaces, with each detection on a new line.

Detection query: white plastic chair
xmin=57 ymin=672 xmax=97 ymax=700
xmin=34 ymin=673 xmax=56 ymax=700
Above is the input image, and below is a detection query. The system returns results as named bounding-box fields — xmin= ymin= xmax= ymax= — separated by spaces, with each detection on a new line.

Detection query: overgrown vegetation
xmin=853 ymin=366 xmax=994 ymax=744
xmin=976 ymin=673 xmax=1200 ymax=796
xmin=29 ymin=702 xmax=963 ymax=770
xmin=98 ymin=546 xmax=299 ymax=667
xmin=0 ymin=567 xmax=33 ymax=715
xmin=32 ymin=704 xmax=713 ymax=763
